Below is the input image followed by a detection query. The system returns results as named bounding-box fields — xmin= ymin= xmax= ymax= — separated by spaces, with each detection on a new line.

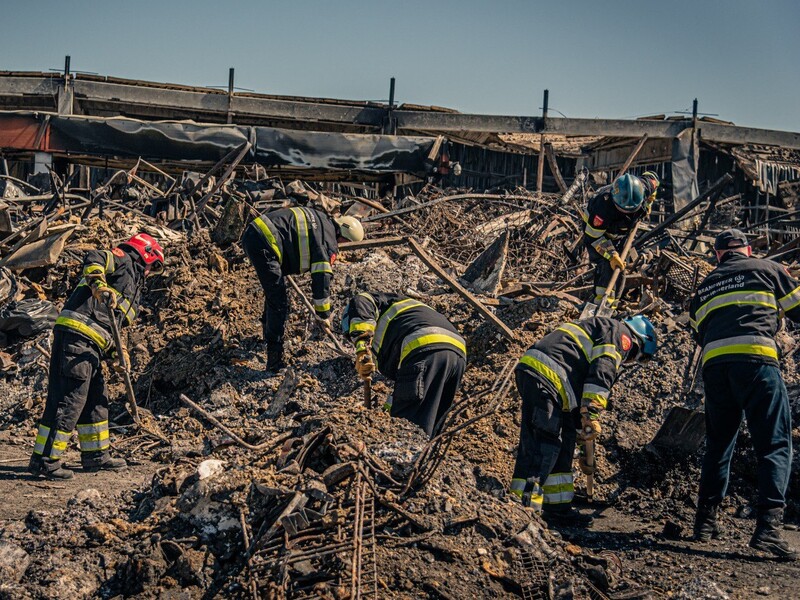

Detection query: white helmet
xmin=334 ymin=216 xmax=364 ymax=242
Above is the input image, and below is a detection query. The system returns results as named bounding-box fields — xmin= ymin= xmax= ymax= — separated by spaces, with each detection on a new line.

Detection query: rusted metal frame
xmin=362 ymin=193 xmax=547 ymax=223
xmin=544 ymin=143 xmax=567 ymax=193
xmin=285 ymin=275 xmax=351 ymax=357
xmin=401 ymin=359 xmax=516 ymax=494
xmin=350 ymin=472 xmax=363 ymax=599
xmin=613 ymin=133 xmax=649 ymax=181
xmin=635 ymin=173 xmax=733 ymax=247
xmin=408 ymin=237 xmax=518 ymax=342
xmin=192 ymin=140 xmax=252 ymax=218
xmin=179 ymin=393 xmax=279 ymax=451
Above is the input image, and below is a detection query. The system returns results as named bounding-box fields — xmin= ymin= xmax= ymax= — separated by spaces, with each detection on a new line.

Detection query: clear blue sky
xmin=2 ymin=0 xmax=799 ymax=131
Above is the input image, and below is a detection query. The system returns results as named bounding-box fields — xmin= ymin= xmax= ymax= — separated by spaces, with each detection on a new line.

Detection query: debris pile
xmin=0 ymin=157 xmax=799 ymax=599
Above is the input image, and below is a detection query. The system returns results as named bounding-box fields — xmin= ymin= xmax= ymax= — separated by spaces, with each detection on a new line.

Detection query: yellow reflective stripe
xmin=702 ymin=342 xmax=778 ymax=365
xmin=83 ymin=265 xmax=105 ymax=275
xmin=253 ymin=217 xmax=283 ymax=262
xmin=51 ymin=430 xmax=70 ymax=453
xmin=311 ymin=261 xmax=333 ymax=275
xmin=510 ymin=478 xmax=544 ymax=509
xmin=778 ymin=286 xmax=800 ymax=312
xmin=398 ymin=327 xmax=467 ymax=366
xmin=349 ymin=321 xmax=376 ymax=334
xmin=557 ymin=323 xmax=592 ymax=360
xmin=584 ymin=222 xmax=606 ymax=239
xmin=290 ymin=207 xmax=311 ymax=272
xmin=104 ymin=250 xmax=113 ymax=272
xmin=372 ymin=299 xmax=425 ymax=354
xmin=542 ymin=472 xmax=575 ymax=504
xmin=55 ymin=313 xmax=111 ymax=351
xmin=591 ymin=343 xmax=622 ymax=367
xmin=33 ymin=424 xmax=50 ymax=454
xmin=519 ymin=355 xmax=571 ymax=410
xmin=694 ymin=290 xmax=776 ymax=328
xmin=77 ymin=430 xmax=110 ymax=442
xmin=313 ymin=299 xmax=331 ymax=313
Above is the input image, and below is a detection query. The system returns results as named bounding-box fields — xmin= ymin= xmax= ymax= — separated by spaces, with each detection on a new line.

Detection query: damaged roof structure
xmin=0 ymin=64 xmax=800 ymax=599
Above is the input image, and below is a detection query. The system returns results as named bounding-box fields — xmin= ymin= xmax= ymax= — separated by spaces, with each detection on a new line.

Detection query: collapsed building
xmin=0 ymin=66 xmax=799 ymax=599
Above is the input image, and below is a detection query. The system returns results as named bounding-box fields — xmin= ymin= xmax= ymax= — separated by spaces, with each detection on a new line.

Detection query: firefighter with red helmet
xmin=28 ymin=233 xmax=165 ymax=479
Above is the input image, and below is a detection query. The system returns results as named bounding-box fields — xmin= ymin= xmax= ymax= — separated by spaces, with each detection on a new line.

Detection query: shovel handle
xmin=104 ymin=298 xmax=139 ymax=421
xmin=362 ymin=376 xmax=372 ymax=408
xmin=597 ymin=223 xmax=640 ymax=313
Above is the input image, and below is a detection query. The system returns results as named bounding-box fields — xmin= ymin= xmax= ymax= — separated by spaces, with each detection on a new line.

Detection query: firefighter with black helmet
xmin=510 ymin=315 xmax=657 ymax=527
xmin=581 ymin=172 xmax=659 ymax=308
xmin=690 ymin=228 xmax=800 ymax=559
xmin=28 ymin=233 xmax=165 ymax=480
xmin=241 ymin=203 xmax=364 ymax=374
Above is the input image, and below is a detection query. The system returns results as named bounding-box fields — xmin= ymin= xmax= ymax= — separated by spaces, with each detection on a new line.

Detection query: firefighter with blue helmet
xmin=510 ymin=315 xmax=657 ymax=527
xmin=581 ymin=172 xmax=659 ymax=308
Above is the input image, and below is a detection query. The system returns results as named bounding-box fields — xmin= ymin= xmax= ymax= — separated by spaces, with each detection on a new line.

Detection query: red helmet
xmin=119 ymin=233 xmax=165 ymax=274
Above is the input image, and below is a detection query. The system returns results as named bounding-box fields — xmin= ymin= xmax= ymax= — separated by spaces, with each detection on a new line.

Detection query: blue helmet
xmin=623 ymin=315 xmax=657 ymax=358
xmin=611 ymin=174 xmax=646 ymax=213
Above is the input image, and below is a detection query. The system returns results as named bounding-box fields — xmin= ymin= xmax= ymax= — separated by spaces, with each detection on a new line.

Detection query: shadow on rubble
xmin=571 ymin=528 xmax=774 ymax=563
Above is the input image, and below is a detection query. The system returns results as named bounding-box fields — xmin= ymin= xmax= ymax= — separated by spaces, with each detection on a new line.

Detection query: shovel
xmin=579 ymin=223 xmax=639 ymax=319
xmin=105 ymin=298 xmax=168 ymax=442
xmin=649 ymin=346 xmax=706 ymax=453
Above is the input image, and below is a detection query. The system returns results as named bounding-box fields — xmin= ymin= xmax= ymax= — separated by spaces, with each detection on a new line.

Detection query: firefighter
xmin=510 ymin=315 xmax=657 ymax=527
xmin=341 ymin=291 xmax=467 ymax=438
xmin=241 ymin=206 xmax=363 ymax=373
xmin=690 ymin=229 xmax=800 ymax=559
xmin=582 ymin=172 xmax=659 ymax=308
xmin=28 ymin=233 xmax=165 ymax=480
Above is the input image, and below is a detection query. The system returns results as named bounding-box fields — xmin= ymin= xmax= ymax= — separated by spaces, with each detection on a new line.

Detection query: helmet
xmin=611 ymin=174 xmax=645 ymax=213
xmin=119 ymin=233 xmax=165 ymax=275
xmin=623 ymin=315 xmax=657 ymax=358
xmin=334 ymin=216 xmax=365 ymax=242
xmin=641 ymin=171 xmax=660 ymax=198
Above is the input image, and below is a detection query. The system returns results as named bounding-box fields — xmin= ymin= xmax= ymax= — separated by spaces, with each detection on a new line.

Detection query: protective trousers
xmin=586 ymin=244 xmax=624 ymax=307
xmin=511 ymin=370 xmax=577 ymax=512
xmin=699 ymin=362 xmax=792 ymax=511
xmin=242 ymin=225 xmax=287 ymax=348
xmin=32 ymin=329 xmax=111 ymax=469
xmin=387 ymin=349 xmax=466 ymax=438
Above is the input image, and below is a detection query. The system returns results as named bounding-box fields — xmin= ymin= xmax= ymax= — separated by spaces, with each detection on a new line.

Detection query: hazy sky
xmin=2 ymin=0 xmax=798 ymax=131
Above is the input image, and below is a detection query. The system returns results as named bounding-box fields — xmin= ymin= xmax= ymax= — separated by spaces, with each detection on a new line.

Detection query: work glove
xmin=92 ymin=284 xmax=117 ymax=309
xmin=609 ymin=252 xmax=625 ymax=272
xmin=355 ymin=349 xmax=375 ymax=380
xmin=579 ymin=406 xmax=602 ymax=442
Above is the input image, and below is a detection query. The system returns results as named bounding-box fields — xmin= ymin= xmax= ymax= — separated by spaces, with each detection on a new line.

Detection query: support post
xmin=383 ymin=77 xmax=397 ymax=134
xmin=57 ymin=55 xmax=74 ymax=115
xmin=536 ymin=89 xmax=548 ymax=192
xmin=227 ymin=67 xmax=235 ymax=123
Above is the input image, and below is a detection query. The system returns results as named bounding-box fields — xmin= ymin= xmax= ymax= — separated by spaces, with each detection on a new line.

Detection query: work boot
xmin=749 ymin=509 xmax=799 ymax=560
xmin=266 ymin=342 xmax=286 ymax=375
xmin=27 ymin=455 xmax=74 ymax=480
xmin=542 ymin=506 xmax=594 ymax=529
xmin=693 ymin=503 xmax=721 ymax=541
xmin=82 ymin=454 xmax=127 ymax=472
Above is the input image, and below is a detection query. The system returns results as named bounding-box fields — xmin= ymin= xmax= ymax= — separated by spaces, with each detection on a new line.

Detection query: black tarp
xmin=1 ymin=112 xmax=437 ymax=175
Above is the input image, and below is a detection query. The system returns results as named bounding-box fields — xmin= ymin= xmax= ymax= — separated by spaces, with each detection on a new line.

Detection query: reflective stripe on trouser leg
xmin=34 ymin=424 xmax=71 ymax=460
xmin=542 ymin=472 xmax=575 ymax=505
xmin=77 ymin=421 xmax=110 ymax=453
xmin=510 ymin=478 xmax=544 ymax=511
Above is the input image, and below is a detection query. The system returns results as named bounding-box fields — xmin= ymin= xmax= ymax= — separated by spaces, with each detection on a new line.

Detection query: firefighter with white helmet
xmin=241 ymin=203 xmax=364 ymax=373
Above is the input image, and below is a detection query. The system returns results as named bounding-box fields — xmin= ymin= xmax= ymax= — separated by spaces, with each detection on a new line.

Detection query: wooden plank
xmin=614 ymin=134 xmax=648 ymax=180
xmin=339 ymin=236 xmax=406 ymax=251
xmin=407 ymin=237 xmax=518 ymax=343
xmin=544 ymin=142 xmax=567 ymax=193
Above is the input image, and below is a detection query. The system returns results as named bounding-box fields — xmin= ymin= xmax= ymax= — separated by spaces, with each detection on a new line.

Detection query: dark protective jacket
xmin=251 ymin=206 xmax=338 ymax=317
xmin=54 ymin=248 xmax=145 ymax=354
xmin=344 ymin=292 xmax=467 ymax=380
xmin=516 ymin=317 xmax=636 ymax=412
xmin=581 ymin=188 xmax=648 ymax=259
xmin=689 ymin=252 xmax=800 ymax=369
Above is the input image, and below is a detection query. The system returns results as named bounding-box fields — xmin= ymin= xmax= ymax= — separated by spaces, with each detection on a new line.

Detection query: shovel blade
xmin=650 ymin=406 xmax=706 ymax=453
xmin=579 ymin=302 xmax=599 ymax=320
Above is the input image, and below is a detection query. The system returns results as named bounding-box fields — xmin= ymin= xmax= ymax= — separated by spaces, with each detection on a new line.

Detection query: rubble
xmin=0 ymin=155 xmax=798 ymax=600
